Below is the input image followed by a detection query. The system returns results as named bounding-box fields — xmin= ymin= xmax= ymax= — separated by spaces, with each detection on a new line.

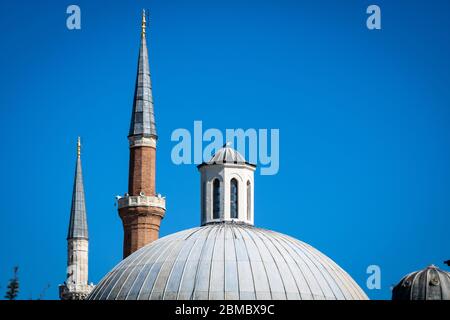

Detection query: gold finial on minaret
xmin=77 ymin=137 xmax=81 ymax=157
xmin=141 ymin=9 xmax=146 ymax=38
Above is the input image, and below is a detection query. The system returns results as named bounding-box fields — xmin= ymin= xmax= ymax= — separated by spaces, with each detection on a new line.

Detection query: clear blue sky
xmin=0 ymin=0 xmax=449 ymax=300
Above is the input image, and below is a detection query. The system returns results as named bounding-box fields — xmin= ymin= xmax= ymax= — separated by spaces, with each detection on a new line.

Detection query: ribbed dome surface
xmin=392 ymin=265 xmax=450 ymax=300
xmin=208 ymin=147 xmax=246 ymax=164
xmin=88 ymin=223 xmax=367 ymax=300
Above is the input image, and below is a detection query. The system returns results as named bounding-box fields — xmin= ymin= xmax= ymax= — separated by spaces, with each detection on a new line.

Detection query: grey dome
xmin=392 ymin=265 xmax=450 ymax=300
xmin=88 ymin=223 xmax=367 ymax=300
xmin=208 ymin=146 xmax=246 ymax=164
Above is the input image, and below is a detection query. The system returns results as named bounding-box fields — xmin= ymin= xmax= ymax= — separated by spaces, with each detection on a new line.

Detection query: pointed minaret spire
xmin=129 ymin=9 xmax=157 ymax=139
xmin=118 ymin=11 xmax=166 ymax=259
xmin=67 ymin=137 xmax=88 ymax=240
xmin=60 ymin=137 xmax=94 ymax=300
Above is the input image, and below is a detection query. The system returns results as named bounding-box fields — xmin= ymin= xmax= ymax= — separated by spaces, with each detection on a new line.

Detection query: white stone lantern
xmin=197 ymin=145 xmax=256 ymax=226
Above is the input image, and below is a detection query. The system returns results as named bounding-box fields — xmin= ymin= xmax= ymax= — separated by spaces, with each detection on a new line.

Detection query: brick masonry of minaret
xmin=118 ymin=139 xmax=165 ymax=259
xmin=129 ymin=146 xmax=156 ymax=195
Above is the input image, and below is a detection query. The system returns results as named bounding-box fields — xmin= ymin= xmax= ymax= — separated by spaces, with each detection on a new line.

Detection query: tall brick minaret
xmin=59 ymin=137 xmax=94 ymax=300
xmin=118 ymin=10 xmax=166 ymax=259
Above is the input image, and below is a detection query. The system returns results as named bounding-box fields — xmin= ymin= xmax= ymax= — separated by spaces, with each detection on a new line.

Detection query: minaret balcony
xmin=118 ymin=195 xmax=166 ymax=210
xmin=128 ymin=136 xmax=157 ymax=148
xmin=59 ymin=283 xmax=95 ymax=300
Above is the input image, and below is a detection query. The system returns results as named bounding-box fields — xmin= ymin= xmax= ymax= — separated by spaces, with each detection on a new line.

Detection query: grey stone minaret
xmin=59 ymin=137 xmax=94 ymax=300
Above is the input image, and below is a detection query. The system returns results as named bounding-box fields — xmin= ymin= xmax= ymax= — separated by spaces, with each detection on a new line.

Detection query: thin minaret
xmin=59 ymin=137 xmax=94 ymax=300
xmin=117 ymin=10 xmax=166 ymax=259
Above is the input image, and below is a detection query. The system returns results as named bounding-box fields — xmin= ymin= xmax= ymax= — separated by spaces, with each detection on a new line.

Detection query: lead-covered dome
xmin=88 ymin=223 xmax=368 ymax=300
xmin=207 ymin=146 xmax=247 ymax=164
xmin=392 ymin=265 xmax=450 ymax=300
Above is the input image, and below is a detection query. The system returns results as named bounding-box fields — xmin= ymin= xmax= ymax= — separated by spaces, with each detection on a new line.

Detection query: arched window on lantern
xmin=247 ymin=180 xmax=251 ymax=221
xmin=230 ymin=178 xmax=238 ymax=219
xmin=213 ymin=179 xmax=220 ymax=219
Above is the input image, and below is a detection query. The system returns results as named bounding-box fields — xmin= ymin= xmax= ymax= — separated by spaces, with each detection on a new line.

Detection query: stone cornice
xmin=118 ymin=195 xmax=166 ymax=210
xmin=128 ymin=136 xmax=157 ymax=148
xmin=59 ymin=284 xmax=95 ymax=300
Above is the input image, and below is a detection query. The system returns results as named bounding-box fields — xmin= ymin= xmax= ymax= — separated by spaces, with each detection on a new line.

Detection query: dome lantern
xmin=197 ymin=144 xmax=256 ymax=226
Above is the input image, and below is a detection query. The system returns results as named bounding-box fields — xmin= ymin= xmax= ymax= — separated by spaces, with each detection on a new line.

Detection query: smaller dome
xmin=208 ymin=145 xmax=246 ymax=164
xmin=392 ymin=265 xmax=450 ymax=300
